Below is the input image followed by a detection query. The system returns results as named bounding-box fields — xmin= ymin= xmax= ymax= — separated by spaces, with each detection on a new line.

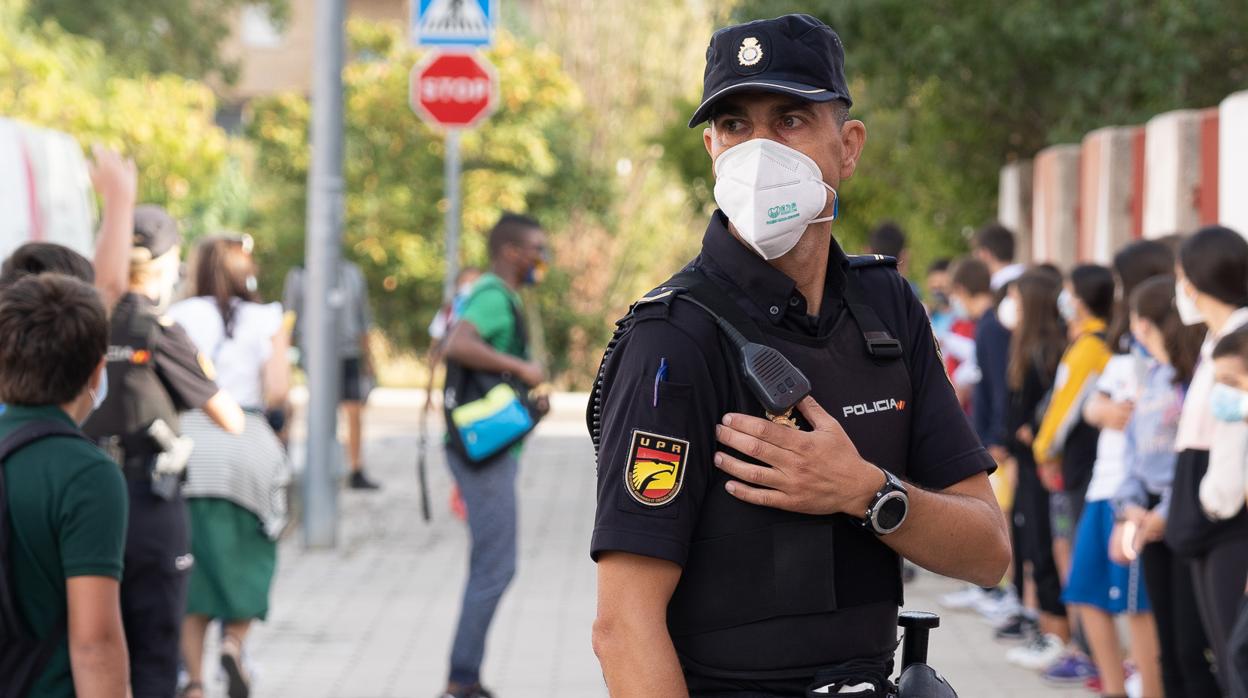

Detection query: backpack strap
xmin=844 ymin=256 xmax=904 ymax=360
xmin=0 ymin=419 xmax=87 ymax=694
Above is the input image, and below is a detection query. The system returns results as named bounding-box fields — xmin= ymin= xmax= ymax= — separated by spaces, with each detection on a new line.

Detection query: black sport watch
xmin=858 ymin=468 xmax=909 ymax=535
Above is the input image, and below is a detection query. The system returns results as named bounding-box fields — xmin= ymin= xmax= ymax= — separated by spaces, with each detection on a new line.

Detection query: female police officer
xmin=589 ymin=14 xmax=1011 ymax=697
xmin=83 ymin=206 xmax=245 ymax=698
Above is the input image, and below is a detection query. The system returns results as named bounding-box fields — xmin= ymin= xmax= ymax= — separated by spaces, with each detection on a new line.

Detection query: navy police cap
xmin=688 ymin=14 xmax=853 ymax=128
xmin=133 ymin=204 xmax=181 ymax=258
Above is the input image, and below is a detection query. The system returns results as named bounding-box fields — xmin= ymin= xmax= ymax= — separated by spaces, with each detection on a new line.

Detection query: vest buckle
xmin=864 ymin=331 xmax=903 ymax=359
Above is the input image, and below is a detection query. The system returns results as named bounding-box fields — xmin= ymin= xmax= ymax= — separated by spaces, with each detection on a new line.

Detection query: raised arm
xmin=87 ymin=145 xmax=137 ymax=311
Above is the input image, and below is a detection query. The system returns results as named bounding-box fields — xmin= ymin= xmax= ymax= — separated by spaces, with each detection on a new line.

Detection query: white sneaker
xmin=973 ymin=588 xmax=1021 ymax=624
xmin=1005 ymin=633 xmax=1065 ymax=670
xmin=938 ymin=585 xmax=987 ymax=611
xmin=1126 ymin=671 xmax=1142 ymax=698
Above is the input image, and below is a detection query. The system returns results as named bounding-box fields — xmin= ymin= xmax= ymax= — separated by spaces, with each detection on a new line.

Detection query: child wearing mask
xmin=1030 ymin=264 xmax=1114 ymax=682
xmin=1112 ymin=276 xmax=1217 ymax=697
xmin=1208 ymin=326 xmax=1248 ymax=697
xmin=1055 ymin=243 xmax=1173 ymax=694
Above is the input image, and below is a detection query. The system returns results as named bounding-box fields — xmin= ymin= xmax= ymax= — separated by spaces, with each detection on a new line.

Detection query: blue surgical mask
xmin=950 ymin=297 xmax=970 ymax=320
xmin=1210 ymin=382 xmax=1248 ymax=423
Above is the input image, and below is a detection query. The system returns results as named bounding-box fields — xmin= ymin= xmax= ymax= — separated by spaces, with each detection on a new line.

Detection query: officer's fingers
xmin=796 ymin=395 xmax=840 ymax=432
xmin=715 ymin=424 xmax=798 ymax=464
xmin=723 ymin=478 xmax=790 ymax=510
xmin=714 ymin=451 xmax=784 ymax=489
xmin=720 ymin=413 xmax=803 ymax=451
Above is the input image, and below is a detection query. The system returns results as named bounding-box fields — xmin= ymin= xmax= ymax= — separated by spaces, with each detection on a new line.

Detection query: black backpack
xmin=0 ymin=419 xmax=90 ymax=697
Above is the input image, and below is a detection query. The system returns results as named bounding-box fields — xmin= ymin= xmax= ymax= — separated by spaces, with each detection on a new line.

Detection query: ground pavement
xmin=204 ymin=390 xmax=1088 ymax=698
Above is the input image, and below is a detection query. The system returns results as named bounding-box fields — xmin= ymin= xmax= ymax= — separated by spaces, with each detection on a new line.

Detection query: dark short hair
xmin=0 ymin=274 xmax=107 ymax=405
xmin=1214 ymin=327 xmax=1248 ymax=365
xmin=1107 ymin=239 xmax=1175 ymax=351
xmin=868 ymin=222 xmax=906 ymax=258
xmin=949 ymin=257 xmax=991 ymax=297
xmin=927 ymin=258 xmax=951 ymax=275
xmin=0 ymin=242 xmax=94 ymax=289
xmin=1070 ymin=264 xmax=1115 ymax=321
xmin=487 ymin=212 xmax=542 ymax=258
xmin=1180 ymin=226 xmax=1248 ymax=308
xmin=972 ymin=223 xmax=1016 ymax=264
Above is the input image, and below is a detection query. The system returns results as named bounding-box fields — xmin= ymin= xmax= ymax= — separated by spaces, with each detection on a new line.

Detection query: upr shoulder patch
xmin=625 ymin=429 xmax=689 ymax=507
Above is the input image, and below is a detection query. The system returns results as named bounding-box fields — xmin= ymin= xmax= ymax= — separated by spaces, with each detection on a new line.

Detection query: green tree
xmin=661 ymin=0 xmax=1248 ymax=276
xmin=246 ymin=21 xmax=613 ymax=382
xmin=24 ymin=0 xmax=287 ymax=82
xmin=0 ymin=0 xmax=249 ymax=233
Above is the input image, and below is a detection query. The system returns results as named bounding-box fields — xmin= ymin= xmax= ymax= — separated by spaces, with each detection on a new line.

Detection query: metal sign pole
xmin=302 ymin=0 xmax=346 ymax=549
xmin=443 ymin=128 xmax=462 ymax=304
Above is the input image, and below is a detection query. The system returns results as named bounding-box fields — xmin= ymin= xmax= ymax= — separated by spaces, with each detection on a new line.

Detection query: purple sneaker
xmin=1041 ymin=653 xmax=1098 ymax=685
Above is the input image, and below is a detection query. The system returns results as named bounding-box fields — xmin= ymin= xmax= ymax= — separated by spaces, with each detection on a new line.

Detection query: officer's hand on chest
xmin=712 ymin=395 xmax=887 ymax=516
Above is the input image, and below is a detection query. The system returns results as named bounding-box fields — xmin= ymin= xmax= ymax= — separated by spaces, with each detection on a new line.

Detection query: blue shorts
xmin=1063 ymin=499 xmax=1151 ymax=614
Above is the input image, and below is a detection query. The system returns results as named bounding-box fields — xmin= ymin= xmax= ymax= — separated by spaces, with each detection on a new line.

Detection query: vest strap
xmin=843 ymin=270 xmax=903 ymax=360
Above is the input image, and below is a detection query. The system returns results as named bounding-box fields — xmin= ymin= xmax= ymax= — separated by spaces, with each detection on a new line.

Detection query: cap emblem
xmin=737 ymin=37 xmax=763 ymax=67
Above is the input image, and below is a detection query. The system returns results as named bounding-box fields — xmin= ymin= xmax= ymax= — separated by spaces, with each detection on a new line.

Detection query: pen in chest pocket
xmin=653 ymin=357 xmax=669 ymax=408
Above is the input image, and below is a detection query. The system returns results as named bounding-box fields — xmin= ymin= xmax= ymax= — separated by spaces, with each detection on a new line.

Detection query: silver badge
xmin=738 ymin=37 xmax=763 ymax=67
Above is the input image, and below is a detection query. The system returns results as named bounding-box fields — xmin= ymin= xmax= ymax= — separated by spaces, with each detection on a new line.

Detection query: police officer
xmin=589 ymin=15 xmax=1011 ymax=697
xmin=83 ymin=205 xmax=245 ymax=698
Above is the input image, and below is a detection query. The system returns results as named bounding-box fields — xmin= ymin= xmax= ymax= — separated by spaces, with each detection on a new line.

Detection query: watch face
xmin=875 ymin=492 xmax=908 ymax=532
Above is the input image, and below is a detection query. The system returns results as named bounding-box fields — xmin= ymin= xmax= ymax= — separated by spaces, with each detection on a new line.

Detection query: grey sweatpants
xmin=445 ymin=447 xmax=519 ymax=686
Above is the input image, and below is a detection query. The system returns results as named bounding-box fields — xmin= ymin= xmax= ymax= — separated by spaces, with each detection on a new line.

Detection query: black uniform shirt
xmin=591 ymin=211 xmax=995 ymax=567
xmin=126 ymin=293 xmax=219 ymax=411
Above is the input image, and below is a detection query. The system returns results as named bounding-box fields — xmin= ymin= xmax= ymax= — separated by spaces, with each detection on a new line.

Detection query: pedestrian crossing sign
xmin=411 ymin=0 xmax=498 ymax=48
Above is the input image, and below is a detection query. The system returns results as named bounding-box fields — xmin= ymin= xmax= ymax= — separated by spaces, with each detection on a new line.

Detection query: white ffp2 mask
xmin=1176 ymin=278 xmax=1205 ymax=326
xmin=712 ymin=139 xmax=838 ymax=260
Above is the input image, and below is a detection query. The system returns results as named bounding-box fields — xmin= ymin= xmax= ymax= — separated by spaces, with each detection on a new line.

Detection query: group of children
xmin=930 ymin=223 xmax=1248 ymax=698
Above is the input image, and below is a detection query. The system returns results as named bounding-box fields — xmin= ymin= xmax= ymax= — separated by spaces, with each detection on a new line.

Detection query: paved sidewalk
xmin=219 ymin=391 xmax=1088 ymax=698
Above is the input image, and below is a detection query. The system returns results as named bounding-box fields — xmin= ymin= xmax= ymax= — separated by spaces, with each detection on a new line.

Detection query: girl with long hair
xmin=1002 ymin=268 xmax=1070 ymax=670
xmin=167 ymin=235 xmax=292 ymax=698
xmin=1167 ymin=225 xmax=1248 ymax=697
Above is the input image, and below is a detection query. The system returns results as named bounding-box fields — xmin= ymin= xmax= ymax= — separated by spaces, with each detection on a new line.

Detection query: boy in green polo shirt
xmin=0 ymin=273 xmax=129 ymax=697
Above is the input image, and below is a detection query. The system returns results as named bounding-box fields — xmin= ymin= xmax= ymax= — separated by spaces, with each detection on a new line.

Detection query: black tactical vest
xmin=82 ymin=293 xmax=180 ymax=467
xmin=590 ymin=256 xmax=913 ymax=681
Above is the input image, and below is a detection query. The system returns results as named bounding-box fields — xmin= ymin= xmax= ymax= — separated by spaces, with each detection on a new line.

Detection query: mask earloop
xmin=810 ymin=187 xmax=839 ymax=224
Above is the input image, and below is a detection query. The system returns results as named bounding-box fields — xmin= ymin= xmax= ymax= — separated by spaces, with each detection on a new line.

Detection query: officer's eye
xmin=780 ymin=114 xmax=805 ymax=129
xmin=717 ymin=117 xmax=747 ymax=134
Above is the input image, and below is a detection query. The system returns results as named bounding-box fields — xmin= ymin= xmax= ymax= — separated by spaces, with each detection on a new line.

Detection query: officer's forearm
xmin=883 ymin=472 xmax=1011 ymax=587
xmin=203 ymin=390 xmax=246 ymax=435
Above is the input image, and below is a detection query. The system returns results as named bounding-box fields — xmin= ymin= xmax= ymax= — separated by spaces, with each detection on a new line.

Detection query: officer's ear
xmin=837 ymin=118 xmax=867 ymax=181
xmin=703 ymin=126 xmax=714 ymax=161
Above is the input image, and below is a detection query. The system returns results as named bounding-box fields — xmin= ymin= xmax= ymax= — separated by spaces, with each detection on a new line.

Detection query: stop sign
xmin=411 ymin=52 xmax=497 ymax=129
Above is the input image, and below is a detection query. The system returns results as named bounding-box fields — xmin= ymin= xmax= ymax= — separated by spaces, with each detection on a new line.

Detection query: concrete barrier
xmin=1032 ymin=144 xmax=1081 ymax=267
xmin=1079 ymin=126 xmax=1140 ymax=264
xmin=998 ymin=160 xmax=1034 ymax=264
xmin=1144 ymin=110 xmax=1203 ymax=239
xmin=1220 ymin=90 xmax=1248 ymax=236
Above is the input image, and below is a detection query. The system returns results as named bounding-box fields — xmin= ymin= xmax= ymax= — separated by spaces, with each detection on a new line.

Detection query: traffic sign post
xmin=411 ymin=51 xmax=497 ymax=302
xmin=412 ymin=0 xmax=498 ymax=48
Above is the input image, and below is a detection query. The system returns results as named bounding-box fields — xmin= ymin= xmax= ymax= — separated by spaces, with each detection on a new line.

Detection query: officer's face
xmin=703 ymin=92 xmax=867 ymax=199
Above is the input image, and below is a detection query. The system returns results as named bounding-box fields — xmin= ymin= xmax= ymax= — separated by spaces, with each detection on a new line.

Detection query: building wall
xmin=220 ymin=0 xmax=409 ymax=100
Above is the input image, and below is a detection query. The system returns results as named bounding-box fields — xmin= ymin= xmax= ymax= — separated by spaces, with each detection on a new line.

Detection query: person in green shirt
xmin=438 ymin=212 xmax=548 ymax=698
xmin=0 ymin=273 xmax=129 ymax=698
